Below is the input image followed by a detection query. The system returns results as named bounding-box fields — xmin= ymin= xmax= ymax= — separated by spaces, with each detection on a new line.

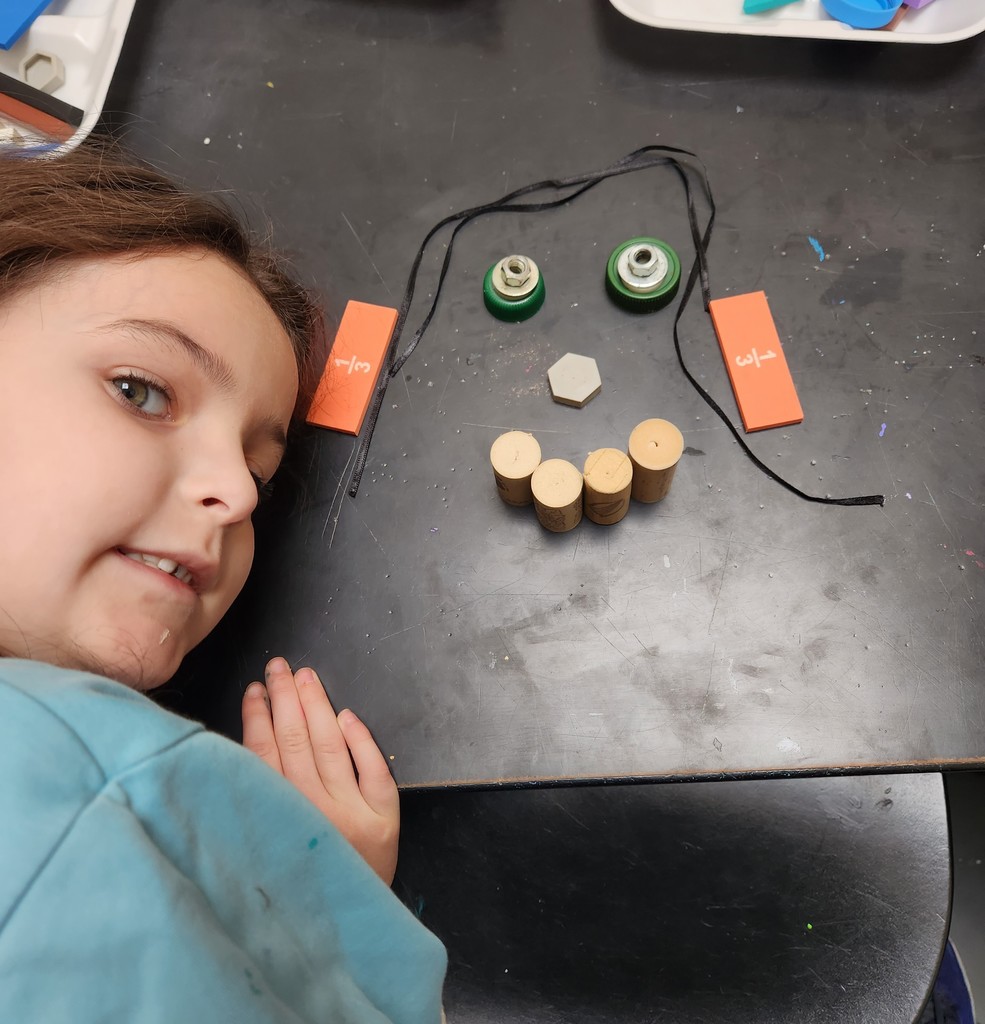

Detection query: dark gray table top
xmin=129 ymin=0 xmax=985 ymax=789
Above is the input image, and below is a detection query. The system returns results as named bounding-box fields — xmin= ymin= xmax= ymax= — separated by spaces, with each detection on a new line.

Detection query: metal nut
xmin=500 ymin=255 xmax=531 ymax=288
xmin=629 ymin=245 xmax=659 ymax=278
xmin=616 ymin=243 xmax=670 ymax=294
xmin=491 ymin=254 xmax=540 ymax=300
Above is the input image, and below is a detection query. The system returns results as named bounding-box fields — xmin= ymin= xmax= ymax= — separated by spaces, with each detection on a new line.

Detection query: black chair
xmin=396 ymin=774 xmax=949 ymax=1024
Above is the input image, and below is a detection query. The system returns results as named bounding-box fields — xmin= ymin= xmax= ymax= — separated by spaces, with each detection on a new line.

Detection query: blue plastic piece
xmin=0 ymin=0 xmax=55 ymax=50
xmin=927 ymin=941 xmax=975 ymax=1024
xmin=820 ymin=0 xmax=904 ymax=29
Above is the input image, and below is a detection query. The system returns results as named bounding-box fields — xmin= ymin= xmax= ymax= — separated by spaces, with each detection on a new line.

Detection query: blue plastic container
xmin=820 ymin=0 xmax=904 ymax=29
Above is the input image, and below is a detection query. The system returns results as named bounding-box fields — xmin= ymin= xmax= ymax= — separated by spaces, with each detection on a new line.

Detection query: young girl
xmin=0 ymin=139 xmax=446 ymax=1021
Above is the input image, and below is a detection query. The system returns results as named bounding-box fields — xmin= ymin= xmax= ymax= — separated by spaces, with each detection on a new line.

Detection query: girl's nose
xmin=183 ymin=444 xmax=260 ymax=524
xmin=200 ymin=480 xmax=258 ymax=521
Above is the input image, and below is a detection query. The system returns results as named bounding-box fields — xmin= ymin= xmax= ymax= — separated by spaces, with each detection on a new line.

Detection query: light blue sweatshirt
xmin=0 ymin=659 xmax=446 ymax=1022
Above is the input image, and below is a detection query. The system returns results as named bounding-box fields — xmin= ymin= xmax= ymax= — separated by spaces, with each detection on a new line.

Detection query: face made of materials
xmin=0 ymin=251 xmax=299 ymax=690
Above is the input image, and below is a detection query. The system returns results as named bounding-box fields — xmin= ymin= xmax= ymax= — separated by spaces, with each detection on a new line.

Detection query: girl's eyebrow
xmin=100 ymin=317 xmax=236 ymax=393
xmin=99 ymin=316 xmax=288 ymax=452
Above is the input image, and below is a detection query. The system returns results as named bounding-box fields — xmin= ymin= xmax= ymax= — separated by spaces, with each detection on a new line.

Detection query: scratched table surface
xmin=125 ymin=0 xmax=985 ymax=789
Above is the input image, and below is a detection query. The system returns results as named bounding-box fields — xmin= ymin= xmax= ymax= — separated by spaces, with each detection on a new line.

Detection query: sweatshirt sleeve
xmin=0 ymin=662 xmax=446 ymax=1024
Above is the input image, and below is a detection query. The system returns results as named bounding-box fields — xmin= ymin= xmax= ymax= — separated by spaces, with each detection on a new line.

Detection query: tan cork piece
xmin=628 ymin=419 xmax=684 ymax=503
xmin=531 ymin=459 xmax=584 ymax=533
xmin=583 ymin=447 xmax=633 ymax=525
xmin=490 ymin=431 xmax=542 ymax=506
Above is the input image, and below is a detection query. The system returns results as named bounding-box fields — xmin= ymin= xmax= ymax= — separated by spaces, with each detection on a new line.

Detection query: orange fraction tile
xmin=0 ymin=92 xmax=75 ymax=142
xmin=306 ymin=300 xmax=399 ymax=435
xmin=0 ymin=70 xmax=84 ymax=142
xmin=708 ymin=290 xmax=804 ymax=432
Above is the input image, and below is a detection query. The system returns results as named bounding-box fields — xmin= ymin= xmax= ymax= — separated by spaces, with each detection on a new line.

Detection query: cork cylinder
xmin=628 ymin=418 xmax=684 ymax=503
xmin=490 ymin=430 xmax=542 ymax=506
xmin=583 ymin=448 xmax=633 ymax=526
xmin=530 ymin=459 xmax=584 ymax=533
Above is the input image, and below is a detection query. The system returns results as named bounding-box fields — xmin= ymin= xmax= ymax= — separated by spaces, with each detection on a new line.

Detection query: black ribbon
xmin=347 ymin=144 xmax=885 ymax=508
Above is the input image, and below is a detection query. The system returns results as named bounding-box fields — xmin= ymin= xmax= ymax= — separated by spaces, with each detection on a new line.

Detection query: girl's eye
xmin=112 ymin=374 xmax=171 ymax=418
xmin=250 ymin=471 xmax=276 ymax=506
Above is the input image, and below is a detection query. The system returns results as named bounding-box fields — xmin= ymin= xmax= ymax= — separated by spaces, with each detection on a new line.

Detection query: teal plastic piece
xmin=0 ymin=0 xmax=55 ymax=50
xmin=743 ymin=0 xmax=801 ymax=13
xmin=820 ymin=0 xmax=903 ymax=29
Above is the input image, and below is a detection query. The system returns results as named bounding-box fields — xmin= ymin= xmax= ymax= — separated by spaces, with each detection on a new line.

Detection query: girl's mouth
xmin=118 ymin=549 xmax=194 ymax=586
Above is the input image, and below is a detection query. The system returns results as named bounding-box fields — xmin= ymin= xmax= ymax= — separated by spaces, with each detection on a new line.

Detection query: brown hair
xmin=0 ymin=136 xmax=324 ymax=416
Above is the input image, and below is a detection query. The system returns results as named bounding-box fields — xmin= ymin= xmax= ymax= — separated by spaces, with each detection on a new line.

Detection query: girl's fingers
xmin=337 ymin=708 xmax=400 ymax=818
xmin=244 ymin=662 xmax=399 ymax=882
xmin=293 ymin=667 xmax=359 ymax=798
xmin=241 ymin=681 xmax=283 ymax=774
xmin=264 ymin=657 xmax=321 ymax=786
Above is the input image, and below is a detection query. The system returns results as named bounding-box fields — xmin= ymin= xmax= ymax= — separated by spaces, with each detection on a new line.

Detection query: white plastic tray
xmin=609 ymin=0 xmax=985 ymax=44
xmin=0 ymin=0 xmax=135 ymax=153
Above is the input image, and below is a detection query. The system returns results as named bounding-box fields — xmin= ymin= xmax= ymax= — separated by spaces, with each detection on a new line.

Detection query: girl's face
xmin=0 ymin=251 xmax=299 ymax=690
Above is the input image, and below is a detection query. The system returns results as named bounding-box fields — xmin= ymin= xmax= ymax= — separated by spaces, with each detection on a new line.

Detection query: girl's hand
xmin=241 ymin=657 xmax=399 ymax=885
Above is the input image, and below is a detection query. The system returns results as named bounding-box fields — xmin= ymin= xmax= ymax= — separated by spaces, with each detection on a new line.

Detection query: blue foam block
xmin=0 ymin=0 xmax=56 ymax=50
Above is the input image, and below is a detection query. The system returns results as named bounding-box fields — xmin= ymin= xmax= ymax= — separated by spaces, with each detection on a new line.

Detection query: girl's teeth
xmin=123 ymin=551 xmax=192 ymax=584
